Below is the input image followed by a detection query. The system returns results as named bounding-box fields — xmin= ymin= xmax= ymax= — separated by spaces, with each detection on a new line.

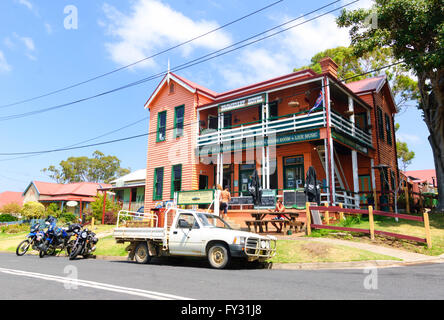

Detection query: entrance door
xmin=223 ymin=165 xmax=232 ymax=191
xmin=283 ymin=156 xmax=304 ymax=189
xmin=199 ymin=175 xmax=208 ymax=190
xmin=239 ymin=164 xmax=255 ymax=196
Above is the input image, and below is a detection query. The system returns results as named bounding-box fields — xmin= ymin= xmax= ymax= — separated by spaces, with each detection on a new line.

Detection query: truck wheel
xmin=208 ymin=244 xmax=230 ymax=269
xmin=134 ymin=242 xmax=151 ymax=264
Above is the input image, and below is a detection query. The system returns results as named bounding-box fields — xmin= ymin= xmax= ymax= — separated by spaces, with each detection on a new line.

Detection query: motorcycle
xmin=69 ymin=227 xmax=98 ymax=260
xmin=38 ymin=216 xmax=81 ymax=258
xmin=16 ymin=223 xmax=45 ymax=256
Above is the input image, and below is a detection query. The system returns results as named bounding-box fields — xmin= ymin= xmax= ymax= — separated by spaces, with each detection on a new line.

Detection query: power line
xmin=0 ymin=0 xmax=284 ymax=109
xmin=0 ymin=117 xmax=147 ymax=162
xmin=0 ymin=0 xmax=348 ymax=122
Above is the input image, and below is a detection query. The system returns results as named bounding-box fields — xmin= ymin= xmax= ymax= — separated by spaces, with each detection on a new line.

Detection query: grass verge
xmin=309 ymin=213 xmax=444 ymax=256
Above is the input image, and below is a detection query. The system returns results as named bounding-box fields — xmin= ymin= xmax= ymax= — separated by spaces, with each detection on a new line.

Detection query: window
xmin=171 ymin=164 xmax=182 ymax=197
xmin=385 ymin=113 xmax=392 ymax=145
xmin=283 ymin=156 xmax=305 ymax=189
xmin=208 ymin=115 xmax=218 ymax=130
xmin=169 ymin=82 xmax=175 ymax=94
xmin=223 ymin=112 xmax=232 ymax=128
xmin=377 ymin=107 xmax=384 ymax=141
xmin=380 ymin=167 xmax=389 ymax=192
xmin=157 ymin=111 xmax=167 ymax=142
xmin=153 ymin=167 xmax=164 ymax=200
xmin=176 ymin=213 xmax=199 ymax=229
xmin=174 ymin=105 xmax=184 ymax=137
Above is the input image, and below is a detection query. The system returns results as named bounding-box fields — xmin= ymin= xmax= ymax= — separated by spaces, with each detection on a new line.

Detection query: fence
xmin=305 ymin=202 xmax=432 ymax=248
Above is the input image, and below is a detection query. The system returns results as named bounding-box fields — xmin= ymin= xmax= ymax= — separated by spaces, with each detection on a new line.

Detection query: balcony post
xmin=348 ymin=96 xmax=355 ymax=137
xmin=351 ymin=150 xmax=360 ymax=208
xmin=324 ymin=76 xmax=335 ymax=205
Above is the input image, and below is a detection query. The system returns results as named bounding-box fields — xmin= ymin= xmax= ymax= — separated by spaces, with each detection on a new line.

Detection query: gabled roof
xmin=346 ymin=75 xmax=397 ymax=113
xmin=403 ymin=170 xmax=437 ymax=185
xmin=23 ymin=181 xmax=111 ymax=197
xmin=345 ymin=75 xmax=387 ymax=93
xmin=110 ymin=169 xmax=146 ymax=185
xmin=0 ymin=191 xmax=24 ymax=207
xmin=144 ymin=72 xmax=217 ymax=109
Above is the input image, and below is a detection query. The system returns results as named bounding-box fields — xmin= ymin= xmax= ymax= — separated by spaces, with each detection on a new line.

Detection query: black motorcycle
xmin=38 ymin=217 xmax=81 ymax=258
xmin=69 ymin=227 xmax=98 ymax=260
xmin=16 ymin=223 xmax=45 ymax=256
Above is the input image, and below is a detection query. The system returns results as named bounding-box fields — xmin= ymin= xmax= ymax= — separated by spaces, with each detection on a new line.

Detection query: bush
xmin=0 ymin=214 xmax=18 ymax=222
xmin=21 ymin=201 xmax=45 ymax=219
xmin=46 ymin=203 xmax=62 ymax=218
xmin=0 ymin=203 xmax=22 ymax=215
xmin=103 ymin=211 xmax=117 ymax=225
xmin=90 ymin=194 xmax=121 ymax=223
xmin=58 ymin=212 xmax=78 ymax=224
xmin=339 ymin=214 xmax=362 ymax=227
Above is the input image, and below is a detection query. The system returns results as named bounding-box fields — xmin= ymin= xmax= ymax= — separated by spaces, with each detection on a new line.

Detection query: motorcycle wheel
xmin=16 ymin=240 xmax=31 ymax=256
xmin=66 ymin=240 xmax=75 ymax=256
xmin=39 ymin=249 xmax=46 ymax=258
xmin=69 ymin=245 xmax=82 ymax=260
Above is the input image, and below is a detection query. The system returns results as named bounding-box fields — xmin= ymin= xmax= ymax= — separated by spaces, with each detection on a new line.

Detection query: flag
xmin=307 ymin=91 xmax=323 ymax=115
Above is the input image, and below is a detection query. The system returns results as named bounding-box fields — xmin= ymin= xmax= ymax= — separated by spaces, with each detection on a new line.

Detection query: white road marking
xmin=0 ymin=267 xmax=193 ymax=300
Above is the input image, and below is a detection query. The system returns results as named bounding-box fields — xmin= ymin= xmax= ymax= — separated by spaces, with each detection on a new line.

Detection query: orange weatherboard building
xmin=143 ymin=57 xmax=399 ymax=214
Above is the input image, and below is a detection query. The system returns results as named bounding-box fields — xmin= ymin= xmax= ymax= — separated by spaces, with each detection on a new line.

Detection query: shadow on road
xmin=109 ymin=256 xmax=273 ymax=270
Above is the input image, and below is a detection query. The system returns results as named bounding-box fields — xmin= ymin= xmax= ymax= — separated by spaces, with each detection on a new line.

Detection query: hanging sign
xmin=218 ymin=94 xmax=265 ymax=113
xmin=177 ymin=190 xmax=215 ymax=205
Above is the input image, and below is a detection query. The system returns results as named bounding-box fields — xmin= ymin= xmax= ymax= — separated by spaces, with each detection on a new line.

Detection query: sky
xmin=0 ymin=0 xmax=434 ymax=193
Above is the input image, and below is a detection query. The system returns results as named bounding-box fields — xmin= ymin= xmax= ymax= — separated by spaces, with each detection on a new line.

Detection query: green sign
xmin=199 ymin=130 xmax=320 ymax=155
xmin=177 ymin=189 xmax=215 ymax=205
xmin=331 ymin=130 xmax=368 ymax=154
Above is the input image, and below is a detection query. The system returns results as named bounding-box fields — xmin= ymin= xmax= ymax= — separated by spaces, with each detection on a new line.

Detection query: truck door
xmin=169 ymin=212 xmax=204 ymax=256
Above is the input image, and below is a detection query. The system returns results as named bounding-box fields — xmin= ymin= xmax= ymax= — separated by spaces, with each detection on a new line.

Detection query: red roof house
xmin=0 ymin=191 xmax=24 ymax=208
xmin=22 ymin=181 xmax=111 ymax=216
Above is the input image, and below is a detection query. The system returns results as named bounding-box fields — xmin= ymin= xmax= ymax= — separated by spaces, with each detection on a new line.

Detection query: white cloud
xmin=16 ymin=0 xmax=33 ymax=11
xmin=0 ymin=51 xmax=12 ymax=72
xmin=218 ymin=12 xmax=351 ymax=89
xmin=397 ymin=133 xmax=421 ymax=144
xmin=101 ymin=0 xmax=232 ymax=69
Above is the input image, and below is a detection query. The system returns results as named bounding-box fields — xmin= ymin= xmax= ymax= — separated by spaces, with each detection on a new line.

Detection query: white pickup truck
xmin=113 ymin=206 xmax=276 ymax=269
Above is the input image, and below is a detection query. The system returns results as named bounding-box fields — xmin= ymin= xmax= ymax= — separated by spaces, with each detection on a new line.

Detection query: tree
xmin=21 ymin=201 xmax=45 ymax=219
xmin=395 ymin=123 xmax=415 ymax=172
xmin=42 ymin=150 xmax=130 ymax=184
xmin=294 ymin=45 xmax=420 ymax=110
xmin=337 ymin=0 xmax=444 ymax=211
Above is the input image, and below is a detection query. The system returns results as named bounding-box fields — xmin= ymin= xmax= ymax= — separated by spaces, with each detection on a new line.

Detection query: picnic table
xmin=246 ymin=210 xmax=302 ymax=233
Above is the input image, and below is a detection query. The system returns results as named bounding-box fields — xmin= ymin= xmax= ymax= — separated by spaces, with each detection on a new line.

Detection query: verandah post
xmin=102 ymin=191 xmax=107 ymax=224
xmin=305 ymin=202 xmax=311 ymax=235
xmin=324 ymin=202 xmax=329 ymax=225
xmin=423 ymin=211 xmax=432 ymax=248
xmin=339 ymin=203 xmax=344 ymax=221
xmin=368 ymin=205 xmax=375 ymax=240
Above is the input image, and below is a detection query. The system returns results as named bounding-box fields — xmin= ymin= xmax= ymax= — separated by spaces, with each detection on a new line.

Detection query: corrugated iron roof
xmin=0 ymin=191 xmax=24 ymax=207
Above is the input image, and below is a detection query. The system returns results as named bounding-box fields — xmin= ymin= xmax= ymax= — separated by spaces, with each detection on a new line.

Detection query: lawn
xmin=269 ymin=240 xmax=399 ymax=263
xmin=309 ymin=213 xmax=444 ymax=256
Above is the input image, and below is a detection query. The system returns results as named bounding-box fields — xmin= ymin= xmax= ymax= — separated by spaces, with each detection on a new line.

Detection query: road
xmin=0 ymin=252 xmax=443 ymax=300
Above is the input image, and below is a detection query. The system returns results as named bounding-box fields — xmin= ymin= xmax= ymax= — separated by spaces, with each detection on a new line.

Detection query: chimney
xmin=319 ymin=56 xmax=338 ymax=78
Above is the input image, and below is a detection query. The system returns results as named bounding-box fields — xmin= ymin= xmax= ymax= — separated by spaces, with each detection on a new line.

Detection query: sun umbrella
xmin=304 ymin=166 xmax=320 ymax=205
xmin=248 ymin=169 xmax=262 ymax=206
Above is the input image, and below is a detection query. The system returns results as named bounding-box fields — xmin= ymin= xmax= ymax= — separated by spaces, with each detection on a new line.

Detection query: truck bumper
xmin=229 ymin=244 xmax=247 ymax=258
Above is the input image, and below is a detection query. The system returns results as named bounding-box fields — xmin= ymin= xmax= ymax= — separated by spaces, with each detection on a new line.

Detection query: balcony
xmin=198 ymin=110 xmax=325 ymax=148
xmin=197 ymin=109 xmax=373 ymax=150
xmin=330 ymin=111 xmax=372 ymax=147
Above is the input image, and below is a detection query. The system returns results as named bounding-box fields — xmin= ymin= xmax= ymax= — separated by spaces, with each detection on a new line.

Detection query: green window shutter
xmin=171 ymin=164 xmax=182 ymax=198
xmin=174 ymin=105 xmax=185 ymax=138
xmin=377 ymin=108 xmax=384 ymax=141
xmin=385 ymin=113 xmax=392 ymax=145
xmin=153 ymin=167 xmax=164 ymax=200
xmin=157 ymin=111 xmax=167 ymax=142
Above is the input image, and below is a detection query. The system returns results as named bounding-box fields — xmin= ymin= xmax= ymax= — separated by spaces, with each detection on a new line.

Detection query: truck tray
xmin=113 ymin=227 xmax=166 ymax=241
